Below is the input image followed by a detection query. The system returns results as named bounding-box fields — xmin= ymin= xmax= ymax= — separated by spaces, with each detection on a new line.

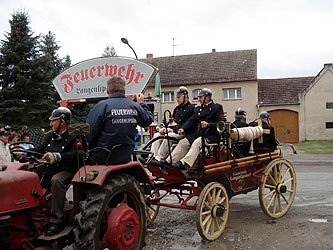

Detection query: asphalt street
xmin=143 ymin=152 xmax=333 ymax=250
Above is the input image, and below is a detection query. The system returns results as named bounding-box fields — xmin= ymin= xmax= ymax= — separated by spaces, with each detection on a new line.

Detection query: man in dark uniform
xmin=250 ymin=111 xmax=278 ymax=153
xmin=150 ymin=86 xmax=194 ymax=162
xmin=167 ymin=88 xmax=225 ymax=170
xmin=231 ymin=108 xmax=250 ymax=157
xmin=231 ymin=108 xmax=248 ymax=128
xmin=86 ymin=76 xmax=153 ymax=165
xmin=33 ymin=107 xmax=78 ymax=236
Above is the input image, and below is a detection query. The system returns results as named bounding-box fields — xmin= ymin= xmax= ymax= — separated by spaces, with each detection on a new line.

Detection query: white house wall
xmin=300 ymin=64 xmax=333 ymax=141
xmin=145 ymin=80 xmax=258 ymax=124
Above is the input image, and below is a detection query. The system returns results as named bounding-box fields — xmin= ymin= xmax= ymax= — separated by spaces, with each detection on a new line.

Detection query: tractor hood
xmin=0 ymin=170 xmax=43 ymax=215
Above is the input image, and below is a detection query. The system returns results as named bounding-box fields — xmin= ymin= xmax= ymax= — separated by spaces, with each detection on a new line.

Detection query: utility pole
xmin=172 ymin=38 xmax=183 ymax=56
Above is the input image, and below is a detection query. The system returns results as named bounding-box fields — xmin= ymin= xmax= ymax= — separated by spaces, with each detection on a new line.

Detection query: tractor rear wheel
xmin=73 ymin=174 xmax=146 ymax=250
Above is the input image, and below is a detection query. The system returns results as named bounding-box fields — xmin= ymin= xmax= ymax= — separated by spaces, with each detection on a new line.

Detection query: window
xmin=192 ymin=89 xmax=201 ymax=101
xmin=326 ymin=102 xmax=333 ymax=109
xmin=162 ymin=91 xmax=174 ymax=102
xmin=223 ymin=88 xmax=241 ymax=100
xmin=326 ymin=122 xmax=333 ymax=129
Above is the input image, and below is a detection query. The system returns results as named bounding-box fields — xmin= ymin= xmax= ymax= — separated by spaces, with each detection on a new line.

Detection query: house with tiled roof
xmin=143 ymin=50 xmax=333 ymax=142
xmin=143 ymin=49 xmax=259 ymax=123
xmin=257 ymin=77 xmax=313 ymax=142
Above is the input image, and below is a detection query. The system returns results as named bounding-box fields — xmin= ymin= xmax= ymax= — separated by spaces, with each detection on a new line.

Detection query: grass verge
xmin=296 ymin=140 xmax=333 ymax=154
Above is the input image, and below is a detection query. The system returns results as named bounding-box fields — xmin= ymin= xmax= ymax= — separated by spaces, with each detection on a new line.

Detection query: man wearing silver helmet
xmin=149 ymin=86 xmax=194 ymax=164
xmin=32 ymin=107 xmax=79 ymax=236
xmin=249 ymin=111 xmax=278 ymax=153
xmin=232 ymin=108 xmax=248 ymax=128
xmin=164 ymin=88 xmax=225 ymax=170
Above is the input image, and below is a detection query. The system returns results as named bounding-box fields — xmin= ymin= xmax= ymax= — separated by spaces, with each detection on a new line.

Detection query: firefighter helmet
xmin=49 ymin=107 xmax=72 ymax=124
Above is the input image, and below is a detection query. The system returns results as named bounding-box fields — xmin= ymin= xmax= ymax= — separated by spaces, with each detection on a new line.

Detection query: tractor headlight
xmin=86 ymin=170 xmax=99 ymax=181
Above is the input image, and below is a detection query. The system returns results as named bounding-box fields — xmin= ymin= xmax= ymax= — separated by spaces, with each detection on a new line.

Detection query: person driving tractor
xmin=33 ymin=107 xmax=79 ymax=236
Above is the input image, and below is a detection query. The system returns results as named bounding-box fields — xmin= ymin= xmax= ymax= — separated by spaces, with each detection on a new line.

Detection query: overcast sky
xmin=1 ymin=0 xmax=333 ymax=78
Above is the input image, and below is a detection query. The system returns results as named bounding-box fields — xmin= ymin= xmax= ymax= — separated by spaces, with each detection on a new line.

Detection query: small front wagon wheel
xmin=196 ymin=182 xmax=229 ymax=241
xmin=259 ymin=158 xmax=296 ymax=218
xmin=146 ymin=189 xmax=160 ymax=226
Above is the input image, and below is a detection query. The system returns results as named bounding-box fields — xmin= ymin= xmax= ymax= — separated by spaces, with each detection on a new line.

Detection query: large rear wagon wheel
xmin=196 ymin=182 xmax=229 ymax=241
xmin=259 ymin=158 xmax=296 ymax=218
xmin=73 ymin=174 xmax=146 ymax=250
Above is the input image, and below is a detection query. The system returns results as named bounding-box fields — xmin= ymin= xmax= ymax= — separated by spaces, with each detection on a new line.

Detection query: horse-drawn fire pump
xmin=138 ymin=112 xmax=297 ymax=241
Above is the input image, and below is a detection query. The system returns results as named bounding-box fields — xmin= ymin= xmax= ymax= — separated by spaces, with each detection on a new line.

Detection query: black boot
xmin=45 ymin=223 xmax=64 ymax=236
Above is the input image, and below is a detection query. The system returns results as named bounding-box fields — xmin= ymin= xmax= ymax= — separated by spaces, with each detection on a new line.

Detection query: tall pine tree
xmin=38 ymin=31 xmax=70 ymax=111
xmin=0 ymin=11 xmax=41 ymax=129
xmin=0 ymin=12 xmax=71 ymax=129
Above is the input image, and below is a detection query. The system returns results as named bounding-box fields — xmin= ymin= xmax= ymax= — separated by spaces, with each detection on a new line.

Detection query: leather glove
xmin=41 ymin=152 xmax=61 ymax=164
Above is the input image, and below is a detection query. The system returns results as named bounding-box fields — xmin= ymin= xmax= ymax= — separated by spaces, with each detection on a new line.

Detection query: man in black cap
xmin=150 ymin=86 xmax=194 ymax=163
xmin=0 ymin=130 xmax=11 ymax=164
xmin=165 ymin=88 xmax=225 ymax=170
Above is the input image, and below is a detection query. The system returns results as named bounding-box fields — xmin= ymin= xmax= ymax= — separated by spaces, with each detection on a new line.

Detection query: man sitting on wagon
xmin=249 ymin=111 xmax=278 ymax=153
xmin=161 ymin=88 xmax=225 ymax=171
xmin=231 ymin=108 xmax=250 ymax=157
xmin=148 ymin=86 xmax=194 ymax=164
xmin=231 ymin=108 xmax=248 ymax=129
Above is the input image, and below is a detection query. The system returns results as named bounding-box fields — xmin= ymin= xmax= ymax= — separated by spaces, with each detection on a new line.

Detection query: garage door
xmin=268 ymin=109 xmax=299 ymax=143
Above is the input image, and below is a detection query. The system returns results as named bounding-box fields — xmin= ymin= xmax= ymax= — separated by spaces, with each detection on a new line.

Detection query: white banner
xmin=52 ymin=56 xmax=158 ymax=100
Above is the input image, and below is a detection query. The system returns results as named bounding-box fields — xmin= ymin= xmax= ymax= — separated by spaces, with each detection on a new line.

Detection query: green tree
xmin=0 ymin=11 xmax=42 ymax=129
xmin=102 ymin=43 xmax=117 ymax=57
xmin=38 ymin=31 xmax=72 ymax=108
xmin=0 ymin=12 xmax=72 ymax=130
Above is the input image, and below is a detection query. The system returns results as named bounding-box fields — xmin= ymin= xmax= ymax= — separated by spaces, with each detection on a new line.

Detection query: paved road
xmin=143 ymin=152 xmax=333 ymax=250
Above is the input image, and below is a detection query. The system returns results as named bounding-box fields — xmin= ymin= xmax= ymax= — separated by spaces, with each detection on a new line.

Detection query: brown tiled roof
xmin=143 ymin=49 xmax=257 ymax=87
xmin=258 ymin=77 xmax=314 ymax=105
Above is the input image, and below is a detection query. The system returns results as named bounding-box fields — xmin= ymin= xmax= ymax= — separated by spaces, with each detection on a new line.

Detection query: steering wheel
xmin=9 ymin=142 xmax=44 ymax=162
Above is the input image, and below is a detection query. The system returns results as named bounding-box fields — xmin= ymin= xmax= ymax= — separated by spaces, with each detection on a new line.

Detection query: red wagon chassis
xmin=144 ymin=147 xmax=296 ymax=241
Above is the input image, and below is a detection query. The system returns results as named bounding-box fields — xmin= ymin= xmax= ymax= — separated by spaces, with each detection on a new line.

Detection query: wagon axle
xmin=276 ymin=184 xmax=287 ymax=194
xmin=212 ymin=204 xmax=225 ymax=218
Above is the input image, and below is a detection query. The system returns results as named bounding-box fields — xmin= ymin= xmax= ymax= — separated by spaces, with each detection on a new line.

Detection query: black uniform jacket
xmin=172 ymin=101 xmax=195 ymax=133
xmin=231 ymin=119 xmax=249 ymax=129
xmin=34 ymin=130 xmax=78 ymax=176
xmin=249 ymin=120 xmax=278 ymax=153
xmin=181 ymin=101 xmax=224 ymax=144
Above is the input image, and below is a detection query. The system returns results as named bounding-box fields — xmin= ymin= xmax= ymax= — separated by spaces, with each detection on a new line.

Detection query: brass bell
xmin=168 ymin=117 xmax=178 ymax=127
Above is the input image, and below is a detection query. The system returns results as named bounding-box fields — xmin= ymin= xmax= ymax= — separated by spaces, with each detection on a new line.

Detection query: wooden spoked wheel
xmin=146 ymin=189 xmax=160 ymax=226
xmin=259 ymin=158 xmax=296 ymax=218
xmin=196 ymin=182 xmax=229 ymax=241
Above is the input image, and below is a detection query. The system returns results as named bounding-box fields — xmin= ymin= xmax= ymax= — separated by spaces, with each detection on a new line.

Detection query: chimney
xmin=212 ymin=49 xmax=216 ymax=53
xmin=146 ymin=53 xmax=153 ymax=59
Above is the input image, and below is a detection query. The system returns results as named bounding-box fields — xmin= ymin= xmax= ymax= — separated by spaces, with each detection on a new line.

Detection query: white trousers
xmin=151 ymin=132 xmax=179 ymax=161
xmin=168 ymin=137 xmax=202 ymax=167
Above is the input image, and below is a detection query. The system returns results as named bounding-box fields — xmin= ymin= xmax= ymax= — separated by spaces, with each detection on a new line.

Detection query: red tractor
xmin=0 ymin=124 xmax=151 ymax=249
xmin=0 ymin=55 xmax=160 ymax=249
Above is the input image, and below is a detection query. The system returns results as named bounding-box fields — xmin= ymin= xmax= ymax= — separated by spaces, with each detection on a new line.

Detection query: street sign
xmin=52 ymin=56 xmax=158 ymax=100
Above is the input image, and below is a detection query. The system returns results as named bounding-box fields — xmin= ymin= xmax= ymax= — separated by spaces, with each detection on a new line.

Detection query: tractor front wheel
xmin=73 ymin=174 xmax=146 ymax=250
